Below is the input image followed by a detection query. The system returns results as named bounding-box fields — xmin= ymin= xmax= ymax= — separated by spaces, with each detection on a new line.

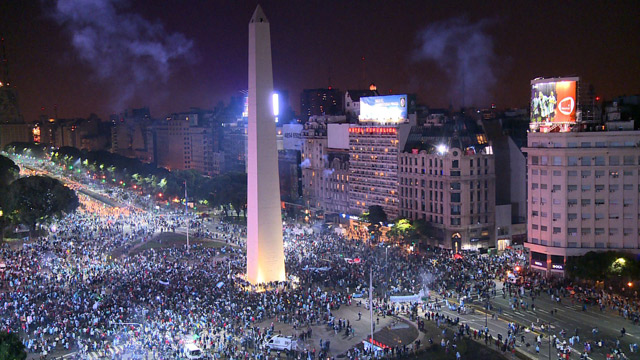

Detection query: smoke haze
xmin=52 ymin=0 xmax=195 ymax=110
xmin=414 ymin=17 xmax=497 ymax=108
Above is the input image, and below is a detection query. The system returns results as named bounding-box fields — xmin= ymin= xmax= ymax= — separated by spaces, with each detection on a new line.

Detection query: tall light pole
xmin=185 ymin=181 xmax=189 ymax=251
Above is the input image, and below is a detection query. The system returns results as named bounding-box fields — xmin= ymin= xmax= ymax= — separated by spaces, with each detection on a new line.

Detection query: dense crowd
xmin=2 ymin=157 xmax=639 ymax=360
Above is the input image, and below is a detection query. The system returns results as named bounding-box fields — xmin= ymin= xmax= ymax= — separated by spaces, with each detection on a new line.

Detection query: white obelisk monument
xmin=246 ymin=5 xmax=286 ymax=284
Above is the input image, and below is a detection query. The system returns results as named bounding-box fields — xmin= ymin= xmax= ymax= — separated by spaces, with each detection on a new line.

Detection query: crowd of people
xmin=1 ymin=156 xmax=639 ymax=360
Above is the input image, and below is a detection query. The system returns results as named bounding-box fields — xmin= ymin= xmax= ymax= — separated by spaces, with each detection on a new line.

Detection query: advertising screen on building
xmin=530 ymin=77 xmax=578 ymax=130
xmin=359 ymin=95 xmax=408 ymax=123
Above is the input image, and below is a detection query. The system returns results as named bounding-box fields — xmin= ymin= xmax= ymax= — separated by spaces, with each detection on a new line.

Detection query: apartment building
xmin=525 ymin=129 xmax=640 ymax=274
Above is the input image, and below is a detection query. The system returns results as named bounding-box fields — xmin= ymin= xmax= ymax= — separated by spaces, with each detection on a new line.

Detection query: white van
xmin=184 ymin=343 xmax=203 ymax=359
xmin=265 ymin=335 xmax=298 ymax=351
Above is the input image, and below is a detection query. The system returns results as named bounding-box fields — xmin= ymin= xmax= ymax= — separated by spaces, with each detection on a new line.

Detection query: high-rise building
xmin=398 ymin=118 xmax=496 ymax=251
xmin=300 ymin=88 xmax=343 ymax=121
xmin=111 ymin=107 xmax=155 ymax=162
xmin=524 ymin=129 xmax=640 ymax=275
xmin=154 ymin=111 xmax=221 ymax=176
xmin=300 ymin=118 xmax=351 ymax=215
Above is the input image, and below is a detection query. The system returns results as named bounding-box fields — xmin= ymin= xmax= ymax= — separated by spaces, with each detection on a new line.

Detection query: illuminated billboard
xmin=359 ymin=95 xmax=408 ymax=123
xmin=530 ymin=77 xmax=578 ymax=131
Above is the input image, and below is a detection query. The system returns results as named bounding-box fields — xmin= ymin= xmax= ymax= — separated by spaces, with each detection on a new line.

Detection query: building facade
xmin=348 ymin=126 xmax=402 ymax=218
xmin=524 ymin=130 xmax=640 ymax=275
xmin=398 ymin=139 xmax=496 ymax=251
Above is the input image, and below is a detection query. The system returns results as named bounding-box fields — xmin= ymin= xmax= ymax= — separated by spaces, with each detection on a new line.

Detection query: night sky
xmin=2 ymin=0 xmax=639 ymax=122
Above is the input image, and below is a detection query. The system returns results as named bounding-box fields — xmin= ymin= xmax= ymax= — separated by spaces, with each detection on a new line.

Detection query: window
xmin=568 ymin=185 xmax=577 ymax=192
xmin=541 ymin=156 xmax=548 ymax=165
xmin=582 ymin=228 xmax=591 ymax=235
xmin=595 ymin=185 xmax=604 ymax=192
xmin=609 ymin=156 xmax=620 ymax=166
xmin=553 ymin=227 xmax=561 ymax=234
xmin=595 ymin=199 xmax=605 ymax=206
xmin=541 ymin=212 xmax=548 ymax=218
xmin=595 ymin=213 xmax=604 ymax=220
xmin=451 ymin=205 xmax=461 ymax=215
xmin=581 ymin=142 xmax=591 ymax=148
xmin=541 ymin=226 xmax=548 ymax=232
xmin=553 ymin=170 xmax=561 ymax=176
xmin=552 ymin=185 xmax=561 ymax=191
xmin=532 ymin=183 xmax=539 ymax=190
xmin=595 ymin=170 xmax=605 ymax=178
xmin=452 ymin=160 xmax=459 ymax=168
xmin=595 ymin=156 xmax=605 ymax=166
xmin=553 ymin=198 xmax=561 ymax=205
xmin=568 ymin=213 xmax=577 ymax=221
xmin=581 ymin=157 xmax=591 ymax=166
xmin=624 ymin=156 xmax=635 ymax=165
xmin=595 ymin=228 xmax=605 ymax=235
xmin=541 ymin=184 xmax=547 ymax=189
xmin=609 ymin=184 xmax=619 ymax=192
xmin=541 ymin=170 xmax=548 ymax=176
xmin=568 ymin=170 xmax=577 ymax=177
xmin=531 ymin=156 xmax=539 ymax=165
xmin=450 ymin=193 xmax=461 ymax=203
xmin=568 ymin=157 xmax=578 ymax=166
xmin=582 ymin=213 xmax=591 ymax=220
xmin=451 ymin=218 xmax=461 ymax=225
xmin=532 ymin=210 xmax=539 ymax=217
xmin=553 ymin=212 xmax=561 ymax=220
xmin=532 ymin=169 xmax=539 ymax=175
xmin=553 ymin=156 xmax=562 ymax=165
xmin=581 ymin=170 xmax=591 ymax=178
xmin=624 ymin=184 xmax=633 ymax=190
xmin=595 ymin=141 xmax=605 ymax=148
xmin=581 ymin=185 xmax=591 ymax=192
xmin=450 ymin=182 xmax=461 ymax=190
xmin=581 ymin=199 xmax=591 ymax=206
xmin=532 ymin=224 xmax=539 ymax=230
xmin=568 ymin=199 xmax=578 ymax=206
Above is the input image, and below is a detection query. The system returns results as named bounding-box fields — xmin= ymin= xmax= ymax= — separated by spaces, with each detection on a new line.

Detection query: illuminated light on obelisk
xmin=246 ymin=5 xmax=285 ymax=284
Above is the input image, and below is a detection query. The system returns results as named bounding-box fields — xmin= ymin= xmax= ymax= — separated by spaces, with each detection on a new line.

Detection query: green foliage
xmin=0 ymin=332 xmax=27 ymax=360
xmin=207 ymin=172 xmax=247 ymax=217
xmin=362 ymin=205 xmax=388 ymax=241
xmin=566 ymin=251 xmax=640 ymax=282
xmin=7 ymin=176 xmax=79 ymax=231
xmin=0 ymin=155 xmax=20 ymax=187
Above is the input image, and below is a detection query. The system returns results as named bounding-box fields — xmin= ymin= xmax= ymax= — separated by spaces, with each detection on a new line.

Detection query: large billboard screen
xmin=359 ymin=95 xmax=408 ymax=123
xmin=530 ymin=77 xmax=578 ymax=130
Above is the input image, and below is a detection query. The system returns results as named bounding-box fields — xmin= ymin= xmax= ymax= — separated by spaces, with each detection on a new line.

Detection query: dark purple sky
xmin=2 ymin=0 xmax=639 ymax=122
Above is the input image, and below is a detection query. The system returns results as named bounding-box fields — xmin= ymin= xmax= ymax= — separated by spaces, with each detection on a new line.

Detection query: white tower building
xmin=246 ymin=5 xmax=286 ymax=284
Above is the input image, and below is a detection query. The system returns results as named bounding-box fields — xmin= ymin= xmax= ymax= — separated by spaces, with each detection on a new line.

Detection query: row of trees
xmin=5 ymin=143 xmax=248 ymax=217
xmin=0 ymin=154 xmax=79 ymax=241
xmin=566 ymin=251 xmax=640 ymax=284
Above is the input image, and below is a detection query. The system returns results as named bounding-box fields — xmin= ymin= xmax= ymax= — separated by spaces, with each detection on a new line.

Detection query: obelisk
xmin=246 ymin=5 xmax=286 ymax=284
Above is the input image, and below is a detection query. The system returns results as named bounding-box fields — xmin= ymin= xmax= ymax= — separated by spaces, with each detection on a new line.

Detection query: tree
xmin=388 ymin=218 xmax=414 ymax=242
xmin=0 ymin=155 xmax=20 ymax=242
xmin=0 ymin=332 xmax=27 ymax=360
xmin=363 ymin=205 xmax=388 ymax=242
xmin=0 ymin=155 xmax=19 ymax=187
xmin=7 ymin=176 xmax=79 ymax=235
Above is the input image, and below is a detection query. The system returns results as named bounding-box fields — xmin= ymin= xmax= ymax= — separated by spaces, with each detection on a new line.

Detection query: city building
xmin=524 ymin=130 xmax=640 ymax=275
xmin=300 ymin=117 xmax=351 ymax=215
xmin=300 ymin=88 xmax=343 ymax=121
xmin=111 ymin=107 xmax=155 ymax=162
xmin=154 ymin=111 xmax=221 ymax=176
xmin=398 ymin=118 xmax=496 ymax=251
